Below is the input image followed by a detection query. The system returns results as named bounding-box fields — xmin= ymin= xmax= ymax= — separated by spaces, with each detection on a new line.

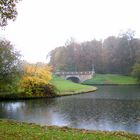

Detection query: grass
xmin=83 ymin=74 xmax=137 ymax=85
xmin=0 ymin=119 xmax=140 ymax=140
xmin=0 ymin=75 xmax=96 ymax=100
xmin=50 ymin=75 xmax=96 ymax=95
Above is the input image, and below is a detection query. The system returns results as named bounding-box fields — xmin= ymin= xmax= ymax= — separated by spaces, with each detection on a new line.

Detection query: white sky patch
xmin=0 ymin=0 xmax=140 ymax=63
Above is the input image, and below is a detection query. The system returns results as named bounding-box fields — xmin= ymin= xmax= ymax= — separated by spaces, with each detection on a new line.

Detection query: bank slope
xmin=50 ymin=75 xmax=97 ymax=95
xmin=0 ymin=75 xmax=96 ymax=100
xmin=82 ymin=74 xmax=137 ymax=85
xmin=0 ymin=119 xmax=139 ymax=140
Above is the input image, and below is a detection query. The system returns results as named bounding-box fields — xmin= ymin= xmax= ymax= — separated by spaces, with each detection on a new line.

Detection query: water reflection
xmin=0 ymin=86 xmax=140 ymax=134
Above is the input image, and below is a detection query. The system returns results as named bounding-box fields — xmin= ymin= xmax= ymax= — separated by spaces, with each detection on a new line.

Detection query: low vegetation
xmin=82 ymin=74 xmax=137 ymax=85
xmin=0 ymin=119 xmax=140 ymax=140
xmin=132 ymin=63 xmax=140 ymax=84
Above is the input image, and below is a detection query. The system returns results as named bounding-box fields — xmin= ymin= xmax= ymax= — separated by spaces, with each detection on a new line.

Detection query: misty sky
xmin=0 ymin=0 xmax=140 ymax=63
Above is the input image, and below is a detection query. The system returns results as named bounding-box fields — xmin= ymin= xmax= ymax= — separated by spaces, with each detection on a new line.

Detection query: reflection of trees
xmin=0 ymin=98 xmax=58 ymax=122
xmin=56 ymin=98 xmax=140 ymax=132
xmin=95 ymin=86 xmax=140 ymax=100
xmin=21 ymin=98 xmax=59 ymax=123
xmin=0 ymin=101 xmax=25 ymax=119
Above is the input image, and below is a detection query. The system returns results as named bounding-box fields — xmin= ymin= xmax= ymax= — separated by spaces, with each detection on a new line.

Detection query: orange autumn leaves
xmin=19 ymin=63 xmax=52 ymax=94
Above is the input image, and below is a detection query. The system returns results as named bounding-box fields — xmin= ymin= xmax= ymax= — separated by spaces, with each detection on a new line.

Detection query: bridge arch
xmin=66 ymin=76 xmax=80 ymax=83
xmin=55 ymin=71 xmax=95 ymax=83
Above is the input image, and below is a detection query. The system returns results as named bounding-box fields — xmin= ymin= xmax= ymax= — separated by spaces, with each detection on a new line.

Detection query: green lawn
xmin=0 ymin=119 xmax=139 ymax=140
xmin=50 ymin=75 xmax=96 ymax=95
xmin=0 ymin=75 xmax=96 ymax=100
xmin=82 ymin=74 xmax=137 ymax=85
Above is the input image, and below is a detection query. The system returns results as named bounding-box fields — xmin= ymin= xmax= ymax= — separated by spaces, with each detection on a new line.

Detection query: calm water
xmin=1 ymin=86 xmax=140 ymax=134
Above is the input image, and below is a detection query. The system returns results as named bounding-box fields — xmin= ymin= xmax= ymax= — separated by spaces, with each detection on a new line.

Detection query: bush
xmin=44 ymin=83 xmax=57 ymax=95
xmin=22 ymin=83 xmax=57 ymax=96
xmin=132 ymin=63 xmax=140 ymax=84
xmin=19 ymin=63 xmax=57 ymax=95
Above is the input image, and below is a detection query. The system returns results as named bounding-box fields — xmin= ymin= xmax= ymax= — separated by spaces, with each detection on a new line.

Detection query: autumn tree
xmin=19 ymin=63 xmax=53 ymax=95
xmin=49 ymin=30 xmax=140 ymax=75
xmin=0 ymin=0 xmax=21 ymax=27
xmin=49 ymin=39 xmax=103 ymax=72
xmin=0 ymin=39 xmax=21 ymax=92
xmin=102 ymin=30 xmax=137 ymax=75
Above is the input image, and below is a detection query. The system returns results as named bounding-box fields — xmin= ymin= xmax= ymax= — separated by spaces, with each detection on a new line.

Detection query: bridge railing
xmin=55 ymin=71 xmax=95 ymax=75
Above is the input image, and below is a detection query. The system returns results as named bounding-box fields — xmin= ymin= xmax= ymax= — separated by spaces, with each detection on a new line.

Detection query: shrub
xmin=19 ymin=63 xmax=56 ymax=95
xmin=132 ymin=63 xmax=140 ymax=84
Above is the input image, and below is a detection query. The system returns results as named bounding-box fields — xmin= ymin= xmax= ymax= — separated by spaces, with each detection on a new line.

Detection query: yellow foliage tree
xmin=20 ymin=63 xmax=52 ymax=94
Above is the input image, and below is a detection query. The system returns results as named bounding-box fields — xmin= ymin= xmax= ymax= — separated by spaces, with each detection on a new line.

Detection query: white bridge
xmin=55 ymin=71 xmax=95 ymax=83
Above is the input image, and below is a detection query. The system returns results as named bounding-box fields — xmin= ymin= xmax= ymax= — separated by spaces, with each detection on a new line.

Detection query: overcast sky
xmin=0 ymin=0 xmax=140 ymax=63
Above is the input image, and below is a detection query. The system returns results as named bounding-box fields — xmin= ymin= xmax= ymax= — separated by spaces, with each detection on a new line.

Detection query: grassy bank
xmin=0 ymin=76 xmax=96 ymax=100
xmin=83 ymin=74 xmax=137 ymax=85
xmin=50 ymin=75 xmax=96 ymax=95
xmin=0 ymin=119 xmax=139 ymax=140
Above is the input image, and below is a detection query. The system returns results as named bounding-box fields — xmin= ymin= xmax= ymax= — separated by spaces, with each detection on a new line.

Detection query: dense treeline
xmin=49 ymin=30 xmax=140 ymax=76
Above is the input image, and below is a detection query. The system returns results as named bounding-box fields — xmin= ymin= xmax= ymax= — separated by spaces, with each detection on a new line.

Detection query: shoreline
xmin=1 ymin=83 xmax=140 ymax=101
xmin=0 ymin=119 xmax=139 ymax=139
xmin=0 ymin=87 xmax=97 ymax=101
xmin=82 ymin=74 xmax=137 ymax=85
xmin=83 ymin=83 xmax=139 ymax=86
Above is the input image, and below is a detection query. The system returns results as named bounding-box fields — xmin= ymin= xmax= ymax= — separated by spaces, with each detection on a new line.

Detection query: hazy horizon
xmin=0 ymin=0 xmax=140 ymax=63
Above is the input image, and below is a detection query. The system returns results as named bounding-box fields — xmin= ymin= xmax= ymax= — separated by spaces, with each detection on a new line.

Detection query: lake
xmin=0 ymin=86 xmax=140 ymax=134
